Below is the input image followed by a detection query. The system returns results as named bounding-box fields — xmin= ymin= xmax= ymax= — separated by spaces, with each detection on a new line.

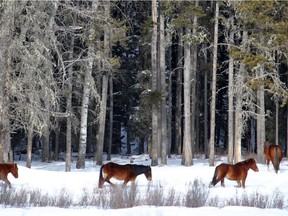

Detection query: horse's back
xmin=102 ymin=162 xmax=134 ymax=180
xmin=266 ymin=144 xmax=283 ymax=161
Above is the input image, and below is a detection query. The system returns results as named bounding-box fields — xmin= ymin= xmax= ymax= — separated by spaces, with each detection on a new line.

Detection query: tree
xmin=159 ymin=7 xmax=167 ymax=165
xmin=0 ymin=1 xmax=14 ymax=162
xmin=181 ymin=28 xmax=193 ymax=166
xmin=227 ymin=15 xmax=235 ymax=163
xmin=150 ymin=0 xmax=159 ymax=166
xmin=76 ymin=1 xmax=99 ymax=169
xmin=209 ymin=1 xmax=219 ymax=166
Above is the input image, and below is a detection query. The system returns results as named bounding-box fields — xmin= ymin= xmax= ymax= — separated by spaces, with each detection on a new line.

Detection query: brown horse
xmin=0 ymin=163 xmax=18 ymax=188
xmin=264 ymin=142 xmax=283 ymax=174
xmin=210 ymin=158 xmax=259 ymax=189
xmin=98 ymin=162 xmax=152 ymax=188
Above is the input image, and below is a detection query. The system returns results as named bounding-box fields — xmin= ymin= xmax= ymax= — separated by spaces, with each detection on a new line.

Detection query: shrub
xmin=0 ymin=180 xmax=286 ymax=209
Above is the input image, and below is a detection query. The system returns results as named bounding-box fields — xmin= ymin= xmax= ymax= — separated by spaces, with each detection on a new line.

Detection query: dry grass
xmin=0 ymin=179 xmax=286 ymax=209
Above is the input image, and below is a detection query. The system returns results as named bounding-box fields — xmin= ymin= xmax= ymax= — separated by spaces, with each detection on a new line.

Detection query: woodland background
xmin=0 ymin=0 xmax=288 ymax=170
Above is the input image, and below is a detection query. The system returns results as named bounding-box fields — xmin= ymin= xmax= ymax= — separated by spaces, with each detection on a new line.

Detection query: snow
xmin=1 ymin=154 xmax=288 ymax=215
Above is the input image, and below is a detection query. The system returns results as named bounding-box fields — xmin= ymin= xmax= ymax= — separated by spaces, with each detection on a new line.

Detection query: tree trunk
xmin=234 ymin=30 xmax=247 ymax=163
xmin=65 ymin=34 xmax=74 ymax=172
xmin=95 ymin=75 xmax=108 ymax=165
xmin=234 ymin=70 xmax=244 ymax=163
xmin=209 ymin=1 xmax=219 ymax=166
xmin=26 ymin=126 xmax=33 ymax=168
xmin=0 ymin=1 xmax=14 ymax=162
xmin=42 ymin=126 xmax=50 ymax=162
xmin=107 ymin=76 xmax=113 ymax=160
xmin=204 ymin=46 xmax=209 ymax=158
xmin=76 ymin=1 xmax=99 ymax=169
xmin=151 ymin=0 xmax=158 ymax=166
xmin=159 ymin=12 xmax=167 ymax=165
xmin=257 ymin=66 xmax=266 ymax=164
xmin=190 ymin=1 xmax=198 ymax=156
xmin=95 ymin=1 xmax=110 ymax=165
xmin=54 ymin=123 xmax=60 ymax=161
xmin=175 ymin=28 xmax=183 ymax=155
xmin=167 ymin=29 xmax=172 ymax=158
xmin=181 ymin=28 xmax=193 ymax=166
xmin=227 ymin=17 xmax=235 ymax=164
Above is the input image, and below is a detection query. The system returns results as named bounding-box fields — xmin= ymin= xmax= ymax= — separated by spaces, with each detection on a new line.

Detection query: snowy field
xmin=1 ymin=154 xmax=288 ymax=216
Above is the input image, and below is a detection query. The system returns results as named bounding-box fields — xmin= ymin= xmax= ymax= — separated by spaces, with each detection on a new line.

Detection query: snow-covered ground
xmin=1 ymin=154 xmax=288 ymax=215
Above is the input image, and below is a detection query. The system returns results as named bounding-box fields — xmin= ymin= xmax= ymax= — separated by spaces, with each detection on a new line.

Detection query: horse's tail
xmin=273 ymin=147 xmax=280 ymax=174
xmin=98 ymin=164 xmax=105 ymax=188
xmin=210 ymin=166 xmax=218 ymax=187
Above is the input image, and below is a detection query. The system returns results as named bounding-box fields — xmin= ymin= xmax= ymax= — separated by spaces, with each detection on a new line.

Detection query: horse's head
xmin=144 ymin=166 xmax=152 ymax=181
xmin=10 ymin=163 xmax=19 ymax=178
xmin=249 ymin=158 xmax=259 ymax=172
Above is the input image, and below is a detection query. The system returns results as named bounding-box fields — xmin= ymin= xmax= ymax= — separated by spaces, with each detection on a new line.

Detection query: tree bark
xmin=175 ymin=28 xmax=183 ymax=155
xmin=209 ymin=1 xmax=219 ymax=166
xmin=26 ymin=127 xmax=33 ymax=168
xmin=181 ymin=28 xmax=193 ymax=166
xmin=151 ymin=0 xmax=158 ymax=166
xmin=107 ymin=76 xmax=113 ymax=160
xmin=227 ymin=17 xmax=235 ymax=164
xmin=76 ymin=1 xmax=99 ymax=169
xmin=159 ymin=12 xmax=167 ymax=165
xmin=95 ymin=1 xmax=110 ymax=165
xmin=65 ymin=34 xmax=74 ymax=172
xmin=257 ymin=66 xmax=266 ymax=164
xmin=190 ymin=0 xmax=198 ymax=156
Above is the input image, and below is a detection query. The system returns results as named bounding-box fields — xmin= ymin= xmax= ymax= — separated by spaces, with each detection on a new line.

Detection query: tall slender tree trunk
xmin=0 ymin=1 xmax=15 ymax=162
xmin=234 ymin=31 xmax=247 ymax=163
xmin=175 ymin=28 xmax=183 ymax=155
xmin=65 ymin=34 xmax=74 ymax=172
xmin=42 ymin=126 xmax=50 ymax=162
xmin=227 ymin=17 xmax=235 ymax=164
xmin=191 ymin=1 xmax=198 ymax=156
xmin=181 ymin=28 xmax=193 ymax=166
xmin=95 ymin=74 xmax=108 ymax=165
xmin=0 ymin=47 xmax=12 ymax=162
xmin=204 ymin=47 xmax=209 ymax=158
xmin=167 ymin=29 xmax=172 ymax=158
xmin=151 ymin=0 xmax=158 ymax=166
xmin=95 ymin=1 xmax=110 ymax=165
xmin=257 ymin=66 xmax=266 ymax=164
xmin=26 ymin=126 xmax=33 ymax=168
xmin=209 ymin=1 xmax=219 ymax=166
xmin=77 ymin=2 xmax=98 ymax=169
xmin=159 ymin=12 xmax=167 ymax=165
xmin=234 ymin=69 xmax=244 ymax=163
xmin=107 ymin=76 xmax=113 ymax=160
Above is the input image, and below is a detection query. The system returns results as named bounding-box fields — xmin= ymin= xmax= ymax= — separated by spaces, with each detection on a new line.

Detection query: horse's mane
xmin=130 ymin=164 xmax=150 ymax=175
xmin=237 ymin=158 xmax=255 ymax=165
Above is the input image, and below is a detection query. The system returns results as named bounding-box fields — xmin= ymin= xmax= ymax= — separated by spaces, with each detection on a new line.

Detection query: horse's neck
xmin=132 ymin=165 xmax=147 ymax=175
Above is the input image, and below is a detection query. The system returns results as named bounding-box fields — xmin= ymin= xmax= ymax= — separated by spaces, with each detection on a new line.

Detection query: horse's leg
xmin=236 ymin=180 xmax=241 ymax=188
xmin=220 ymin=179 xmax=225 ymax=187
xmin=106 ymin=179 xmax=115 ymax=187
xmin=3 ymin=178 xmax=11 ymax=188
xmin=122 ymin=176 xmax=136 ymax=187
xmin=266 ymin=159 xmax=270 ymax=171
xmin=241 ymin=178 xmax=246 ymax=189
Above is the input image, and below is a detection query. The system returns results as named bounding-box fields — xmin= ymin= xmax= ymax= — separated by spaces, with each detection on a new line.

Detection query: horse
xmin=210 ymin=158 xmax=259 ymax=189
xmin=264 ymin=142 xmax=283 ymax=174
xmin=0 ymin=163 xmax=19 ymax=188
xmin=98 ymin=162 xmax=152 ymax=188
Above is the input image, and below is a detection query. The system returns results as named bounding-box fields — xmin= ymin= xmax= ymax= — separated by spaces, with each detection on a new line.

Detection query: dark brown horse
xmin=98 ymin=162 xmax=152 ymax=188
xmin=210 ymin=158 xmax=259 ymax=189
xmin=0 ymin=163 xmax=18 ymax=188
xmin=264 ymin=142 xmax=283 ymax=174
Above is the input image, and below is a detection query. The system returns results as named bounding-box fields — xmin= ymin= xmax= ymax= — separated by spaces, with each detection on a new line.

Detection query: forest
xmin=0 ymin=0 xmax=288 ymax=170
